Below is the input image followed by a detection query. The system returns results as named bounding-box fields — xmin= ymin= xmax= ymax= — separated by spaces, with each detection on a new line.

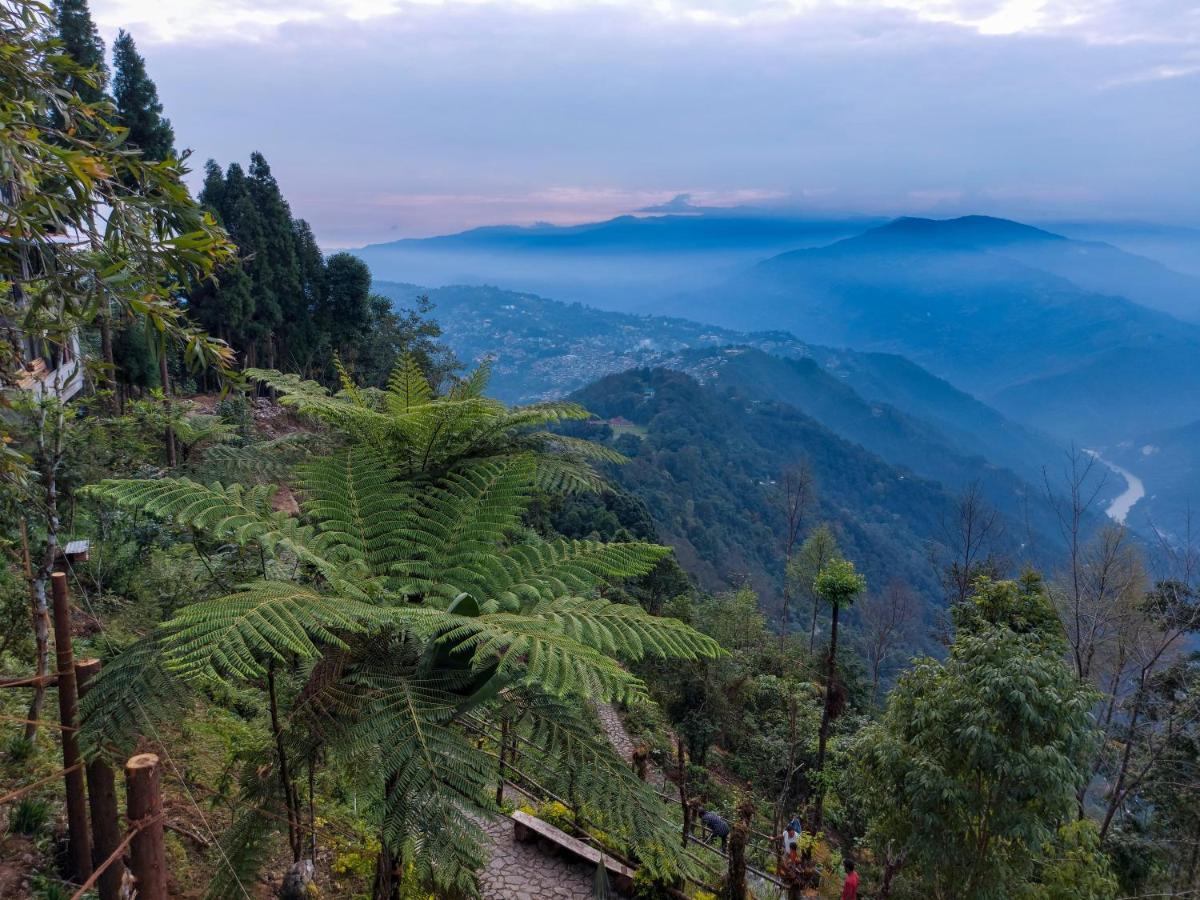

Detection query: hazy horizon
xmin=88 ymin=1 xmax=1200 ymax=247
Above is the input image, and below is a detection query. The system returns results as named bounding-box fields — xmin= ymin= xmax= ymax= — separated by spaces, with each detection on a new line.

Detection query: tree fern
xmin=79 ymin=355 xmax=722 ymax=897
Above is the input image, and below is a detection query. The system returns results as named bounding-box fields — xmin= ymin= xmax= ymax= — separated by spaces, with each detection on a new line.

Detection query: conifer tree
xmin=53 ymin=0 xmax=107 ymax=103
xmin=112 ymin=29 xmax=174 ymax=161
xmin=321 ymin=252 xmax=373 ymax=367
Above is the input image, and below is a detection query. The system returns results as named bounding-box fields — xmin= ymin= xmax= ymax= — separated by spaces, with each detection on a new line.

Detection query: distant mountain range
xmin=355 ymin=212 xmax=880 ymax=308
xmin=365 ymin=210 xmax=1200 ymax=536
xmin=671 ymin=216 xmax=1200 ymax=442
xmin=374 ymin=281 xmax=1097 ymax=544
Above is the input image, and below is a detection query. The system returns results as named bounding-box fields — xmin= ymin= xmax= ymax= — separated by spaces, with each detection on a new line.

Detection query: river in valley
xmin=1083 ymin=449 xmax=1146 ymax=524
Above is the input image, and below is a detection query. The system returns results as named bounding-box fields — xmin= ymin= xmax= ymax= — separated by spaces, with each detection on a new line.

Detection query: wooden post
xmin=77 ymin=659 xmax=123 ymax=900
xmin=126 ymin=753 xmax=167 ymax=900
xmin=725 ymin=801 xmax=754 ymax=900
xmin=676 ymin=738 xmax=690 ymax=848
xmin=51 ymin=572 xmax=92 ymax=881
xmin=496 ymin=718 xmax=509 ymax=807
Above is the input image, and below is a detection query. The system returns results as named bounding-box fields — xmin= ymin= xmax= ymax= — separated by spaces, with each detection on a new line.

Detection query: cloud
xmin=92 ymin=0 xmax=1200 ymax=45
xmin=87 ymin=0 xmax=1200 ymax=244
xmin=638 ymin=193 xmax=703 ymax=214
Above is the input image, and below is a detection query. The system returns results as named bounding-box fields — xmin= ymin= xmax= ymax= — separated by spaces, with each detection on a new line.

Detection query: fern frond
xmin=394 ymin=455 xmax=536 ymax=601
xmin=434 ymin=613 xmax=647 ymax=703
xmin=83 ymin=477 xmax=362 ymax=595
xmin=296 ymin=446 xmax=408 ymax=580
xmin=530 ymin=456 xmax=607 ymax=494
xmin=160 ymin=583 xmax=391 ymax=682
xmin=311 ymin=658 xmax=491 ymax=894
xmin=78 ymin=639 xmax=192 ymax=759
xmin=203 ymin=806 xmax=277 ymax=900
xmin=522 ymin=596 xmax=723 ymax=662
xmin=386 ymin=353 xmax=434 ymax=412
xmin=199 ymin=432 xmax=322 ymax=483
xmin=447 ymin=358 xmax=492 ymax=401
xmin=506 ymin=690 xmax=697 ymax=882
xmin=470 ymin=539 xmax=668 ymax=611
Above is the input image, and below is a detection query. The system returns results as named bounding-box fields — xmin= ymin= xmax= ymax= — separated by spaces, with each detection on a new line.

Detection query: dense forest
xmin=1 ymin=4 xmax=1198 ymax=900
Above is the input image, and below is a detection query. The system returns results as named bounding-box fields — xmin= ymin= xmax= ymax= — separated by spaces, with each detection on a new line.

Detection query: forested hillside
xmin=571 ymin=368 xmax=1022 ymax=616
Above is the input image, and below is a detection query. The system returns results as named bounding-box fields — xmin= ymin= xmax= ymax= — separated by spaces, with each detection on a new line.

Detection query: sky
xmin=86 ymin=0 xmax=1200 ymax=247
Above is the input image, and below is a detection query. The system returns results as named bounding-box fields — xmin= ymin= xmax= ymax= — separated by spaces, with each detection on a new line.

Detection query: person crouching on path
xmin=698 ymin=807 xmax=731 ymax=851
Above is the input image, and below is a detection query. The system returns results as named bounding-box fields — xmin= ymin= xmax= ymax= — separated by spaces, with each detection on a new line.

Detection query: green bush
xmin=10 ymin=796 xmax=50 ymax=835
xmin=5 ymin=734 xmax=34 ymax=762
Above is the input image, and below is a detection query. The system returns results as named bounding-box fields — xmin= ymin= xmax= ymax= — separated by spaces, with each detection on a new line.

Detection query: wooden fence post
xmin=726 ymin=801 xmax=754 ymax=900
xmin=126 ymin=753 xmax=167 ymax=900
xmin=676 ymin=737 xmax=690 ymax=849
xmin=76 ymin=659 xmax=123 ymax=900
xmin=51 ymin=572 xmax=92 ymax=881
xmin=496 ymin=717 xmax=509 ymax=807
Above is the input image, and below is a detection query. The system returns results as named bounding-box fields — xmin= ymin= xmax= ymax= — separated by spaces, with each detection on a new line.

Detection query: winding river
xmin=1083 ymin=449 xmax=1146 ymax=524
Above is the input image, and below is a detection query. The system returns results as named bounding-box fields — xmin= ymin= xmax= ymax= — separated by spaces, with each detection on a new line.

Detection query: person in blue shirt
xmin=697 ymin=807 xmax=731 ymax=851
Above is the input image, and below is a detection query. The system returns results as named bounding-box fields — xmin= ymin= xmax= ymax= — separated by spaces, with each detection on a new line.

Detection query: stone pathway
xmin=595 ymin=702 xmax=670 ymax=792
xmin=474 ymin=704 xmax=648 ymax=899
xmin=477 ymin=814 xmax=603 ymax=899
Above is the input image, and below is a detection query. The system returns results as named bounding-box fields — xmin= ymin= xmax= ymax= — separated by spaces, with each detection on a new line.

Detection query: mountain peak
xmin=861 ymin=215 xmax=1065 ymax=248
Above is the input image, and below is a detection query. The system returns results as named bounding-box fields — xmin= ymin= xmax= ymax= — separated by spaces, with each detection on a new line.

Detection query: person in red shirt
xmin=841 ymin=858 xmax=859 ymax=900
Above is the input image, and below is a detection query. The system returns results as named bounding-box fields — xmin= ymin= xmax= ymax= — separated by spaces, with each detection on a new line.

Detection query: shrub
xmin=10 ymin=796 xmax=50 ymax=835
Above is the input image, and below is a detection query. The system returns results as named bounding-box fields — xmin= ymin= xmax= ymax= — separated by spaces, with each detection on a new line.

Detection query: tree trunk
xmin=19 ymin=519 xmax=48 ymax=743
xmin=808 ymin=592 xmax=820 ymax=654
xmin=810 ymin=601 xmax=840 ymax=834
xmin=159 ymin=349 xmax=176 ymax=468
xmin=1100 ymin=675 xmax=1146 ymax=840
xmin=496 ymin=718 xmax=509 ymax=807
xmin=677 ymin=737 xmax=690 ymax=848
xmin=371 ymin=843 xmax=399 ymax=900
xmin=267 ymin=662 xmax=303 ymax=861
xmin=724 ymin=805 xmax=752 ymax=900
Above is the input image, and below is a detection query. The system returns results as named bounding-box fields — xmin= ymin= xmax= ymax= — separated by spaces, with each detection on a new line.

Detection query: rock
xmin=279 ymin=859 xmax=318 ymax=899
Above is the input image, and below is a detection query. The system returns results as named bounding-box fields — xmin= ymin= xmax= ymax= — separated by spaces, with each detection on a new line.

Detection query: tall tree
xmin=809 ymin=557 xmax=865 ymax=832
xmin=112 ymin=29 xmax=174 ymax=161
xmin=855 ymin=579 xmax=919 ymax=705
xmin=319 ymin=252 xmax=373 ymax=369
xmin=774 ymin=461 xmax=814 ymax=641
xmin=856 ymin=576 xmax=1098 ymax=900
xmin=788 ymin=523 xmax=841 ymax=653
xmin=53 ymin=0 xmax=107 ymax=104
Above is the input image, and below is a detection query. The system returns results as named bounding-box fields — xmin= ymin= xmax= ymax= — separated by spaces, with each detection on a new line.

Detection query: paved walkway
xmin=477 ymin=813 xmax=602 ymax=899
xmin=475 ymin=704 xmax=642 ymax=899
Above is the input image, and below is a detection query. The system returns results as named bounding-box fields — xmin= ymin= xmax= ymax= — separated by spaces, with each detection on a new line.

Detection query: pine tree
xmin=292 ymin=220 xmax=327 ymax=375
xmin=53 ymin=0 xmax=107 ymax=103
xmin=320 ymin=252 xmax=373 ymax=368
xmin=246 ymin=152 xmax=301 ymax=369
xmin=112 ymin=29 xmax=174 ymax=161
